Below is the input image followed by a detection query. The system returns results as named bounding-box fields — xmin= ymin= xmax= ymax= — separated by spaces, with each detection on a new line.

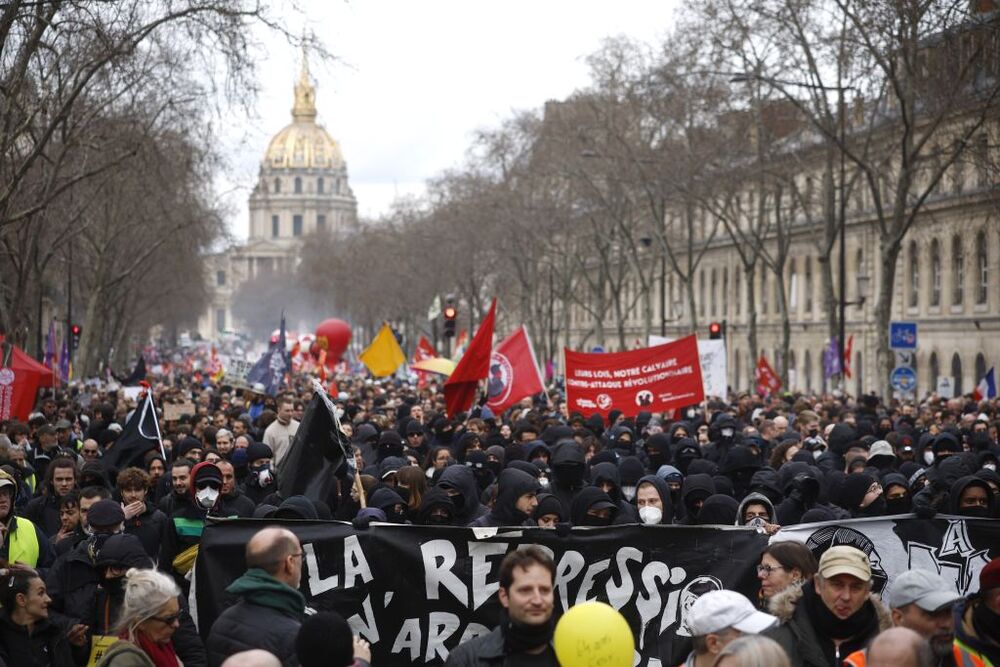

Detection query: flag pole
xmin=139 ymin=381 xmax=166 ymax=459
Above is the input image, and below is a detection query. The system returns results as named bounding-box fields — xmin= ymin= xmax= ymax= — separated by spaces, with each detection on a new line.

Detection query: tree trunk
xmin=774 ymin=272 xmax=791 ymax=387
xmin=746 ymin=263 xmax=759 ymax=393
xmin=875 ymin=234 xmax=902 ymax=397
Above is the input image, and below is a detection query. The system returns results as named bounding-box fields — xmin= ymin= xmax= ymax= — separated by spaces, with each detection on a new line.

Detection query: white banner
xmin=649 ymin=336 xmax=727 ymax=399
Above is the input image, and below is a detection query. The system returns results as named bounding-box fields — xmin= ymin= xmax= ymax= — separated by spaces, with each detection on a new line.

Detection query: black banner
xmin=193 ymin=517 xmax=1000 ymax=667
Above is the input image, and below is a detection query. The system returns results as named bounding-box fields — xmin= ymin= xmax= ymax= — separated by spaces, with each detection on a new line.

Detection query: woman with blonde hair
xmin=98 ymin=568 xmax=183 ymax=667
xmin=713 ymin=635 xmax=790 ymax=667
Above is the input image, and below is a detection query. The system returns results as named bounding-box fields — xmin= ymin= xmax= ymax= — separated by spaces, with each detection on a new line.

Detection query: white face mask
xmin=621 ymin=485 xmax=637 ymax=501
xmin=923 ymin=451 xmax=935 ymax=466
xmin=538 ymin=477 xmax=550 ymax=488
xmin=638 ymin=506 xmax=662 ymax=525
xmin=721 ymin=428 xmax=734 ymax=438
xmin=813 ymin=449 xmax=823 ymax=460
xmin=984 ymin=463 xmax=997 ymax=471
xmin=196 ymin=487 xmax=220 ymax=508
xmin=425 ymin=466 xmax=435 ymax=480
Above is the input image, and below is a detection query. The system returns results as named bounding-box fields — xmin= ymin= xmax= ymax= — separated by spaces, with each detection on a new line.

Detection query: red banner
xmin=412 ymin=335 xmax=437 ymax=389
xmin=486 ymin=326 xmax=545 ymax=415
xmin=755 ymin=355 xmax=782 ymax=397
xmin=564 ymin=336 xmax=705 ymax=417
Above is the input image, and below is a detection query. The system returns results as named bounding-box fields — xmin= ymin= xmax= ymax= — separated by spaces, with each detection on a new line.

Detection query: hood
xmin=437 ymin=464 xmax=483 ymax=520
xmin=533 ymin=492 xmax=566 ymax=522
xmin=656 ymin=465 xmax=683 ymax=484
xmin=681 ymin=473 xmax=716 ymax=501
xmin=369 ymin=487 xmax=406 ymax=512
xmin=523 ymin=440 xmax=551 ymax=460
xmin=828 ymin=423 xmax=858 ymax=455
xmin=636 ymin=474 xmax=672 ymax=524
xmin=618 ymin=456 xmax=645 ymax=486
xmin=551 ymin=440 xmax=586 ymax=466
xmin=590 ymin=462 xmax=621 ymax=495
xmin=417 ymin=487 xmax=455 ymax=524
xmin=668 ymin=422 xmax=691 ymax=444
xmin=94 ymin=534 xmax=153 ymax=569
xmin=494 ymin=468 xmax=541 ymax=524
xmin=721 ymin=446 xmax=761 ymax=474
xmin=188 ymin=461 xmax=223 ymax=505
xmin=541 ymin=424 xmax=574 ymax=447
xmin=695 ymin=494 xmax=739 ymax=525
xmin=274 ymin=495 xmax=318 ymax=520
xmin=947 ymin=476 xmax=995 ymax=515
xmin=735 ymin=491 xmax=775 ymax=526
xmin=750 ymin=469 xmax=783 ymax=503
xmin=570 ymin=486 xmax=617 ymax=526
xmin=930 ymin=455 xmax=974 ymax=489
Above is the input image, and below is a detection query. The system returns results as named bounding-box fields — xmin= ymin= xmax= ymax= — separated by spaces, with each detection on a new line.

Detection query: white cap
xmin=687 ymin=590 xmax=778 ymax=636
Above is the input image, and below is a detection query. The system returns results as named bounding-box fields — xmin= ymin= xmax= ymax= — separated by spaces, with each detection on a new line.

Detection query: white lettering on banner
xmin=469 ymin=542 xmax=508 ymax=611
xmin=391 ymin=618 xmax=421 ymax=662
xmin=554 ymin=550 xmax=586 ymax=613
xmin=576 ymin=558 xmax=612 ymax=606
xmin=422 ymin=539 xmax=471 ymax=604
xmin=303 ymin=536 xmax=373 ymax=596
xmin=347 ymin=593 xmax=380 ymax=644
xmin=425 ymin=612 xmax=460 ymax=662
xmin=606 ymin=547 xmax=643 ymax=609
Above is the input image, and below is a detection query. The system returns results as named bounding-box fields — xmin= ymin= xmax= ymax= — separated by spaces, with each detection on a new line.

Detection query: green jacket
xmin=96 ymin=641 xmax=155 ymax=667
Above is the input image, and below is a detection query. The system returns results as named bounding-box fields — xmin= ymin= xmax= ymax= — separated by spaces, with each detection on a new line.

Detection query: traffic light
xmin=70 ymin=324 xmax=82 ymax=350
xmin=443 ymin=305 xmax=457 ymax=338
xmin=709 ymin=321 xmax=722 ymax=339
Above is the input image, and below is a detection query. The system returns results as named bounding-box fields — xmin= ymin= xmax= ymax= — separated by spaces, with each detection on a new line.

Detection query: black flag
xmin=103 ymin=390 xmax=163 ymax=471
xmin=122 ymin=355 xmax=147 ymax=386
xmin=277 ymin=386 xmax=350 ymax=504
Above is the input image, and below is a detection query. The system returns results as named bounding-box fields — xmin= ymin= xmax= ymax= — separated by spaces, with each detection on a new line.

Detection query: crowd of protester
xmin=0 ymin=369 xmax=997 ymax=666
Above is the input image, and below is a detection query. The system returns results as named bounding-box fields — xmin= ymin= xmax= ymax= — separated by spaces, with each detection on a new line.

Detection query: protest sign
xmin=565 ymin=335 xmax=704 ymax=417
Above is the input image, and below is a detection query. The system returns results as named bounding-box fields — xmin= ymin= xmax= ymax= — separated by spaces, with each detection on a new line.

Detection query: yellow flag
xmin=359 ymin=324 xmax=406 ymax=377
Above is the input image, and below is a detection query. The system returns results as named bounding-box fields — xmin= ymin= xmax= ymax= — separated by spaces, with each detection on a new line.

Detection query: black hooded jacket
xmin=368 ymin=488 xmax=408 ymax=523
xmin=437 ymin=465 xmax=489 ymax=525
xmin=635 ymin=475 xmax=673 ymax=524
xmin=470 ymin=468 xmax=540 ymax=527
xmin=550 ymin=440 xmax=586 ymax=515
xmin=569 ymin=487 xmax=617 ymax=526
xmin=677 ymin=474 xmax=715 ymax=525
xmin=947 ymin=476 xmax=997 ymax=518
xmin=417 ymin=487 xmax=455 ymax=525
xmin=590 ymin=462 xmax=639 ymax=522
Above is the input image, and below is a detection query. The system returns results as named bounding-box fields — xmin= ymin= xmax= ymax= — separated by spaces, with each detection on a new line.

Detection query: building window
xmin=909 ymin=241 xmax=919 ymax=307
xmin=952 ymin=352 xmax=963 ymax=395
xmin=215 ymin=308 xmax=226 ymax=332
xmin=271 ymin=215 xmax=279 ymax=238
xmin=273 ymin=178 xmax=281 ymax=194
xmin=976 ymin=133 xmax=990 ymax=188
xmin=930 ymin=238 xmax=941 ymax=307
xmin=293 ymin=214 xmax=303 ymax=236
xmin=722 ymin=268 xmax=729 ymax=317
xmin=710 ymin=269 xmax=717 ymax=317
xmin=789 ymin=259 xmax=798 ymax=310
xmin=805 ymin=257 xmax=814 ymax=313
xmin=216 ymin=271 xmax=226 ymax=287
xmin=318 ymin=177 xmax=324 ymax=194
xmin=735 ymin=271 xmax=741 ymax=316
xmin=317 ymin=214 xmax=326 ymax=231
xmin=294 ymin=177 xmax=302 ymax=194
xmin=929 ymin=352 xmax=940 ymax=392
xmin=699 ymin=270 xmax=705 ymax=318
xmin=952 ymin=235 xmax=964 ymax=306
xmin=977 ymin=231 xmax=988 ymax=304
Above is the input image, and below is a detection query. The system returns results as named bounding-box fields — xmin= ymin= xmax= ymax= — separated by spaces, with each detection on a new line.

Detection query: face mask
xmin=196 ymin=487 xmax=220 ymax=509
xmin=253 ymin=465 xmax=273 ymax=487
xmin=813 ymin=449 xmax=823 ymax=460
xmin=686 ymin=409 xmax=696 ymax=419
xmin=621 ymin=485 xmax=637 ymax=501
xmin=886 ymin=497 xmax=912 ymax=514
xmin=538 ymin=477 xmax=550 ymax=488
xmin=746 ymin=516 xmax=767 ymax=529
xmin=425 ymin=467 xmax=436 ymax=480
xmin=984 ymin=463 xmax=997 ymax=471
xmin=960 ymin=506 xmax=990 ymax=519
xmin=721 ymin=428 xmax=734 ymax=439
xmin=923 ymin=451 xmax=935 ymax=465
xmin=102 ymin=575 xmax=126 ymax=596
xmin=584 ymin=513 xmax=613 ymax=527
xmin=638 ymin=506 xmax=662 ymax=525
xmin=427 ymin=514 xmax=451 ymax=525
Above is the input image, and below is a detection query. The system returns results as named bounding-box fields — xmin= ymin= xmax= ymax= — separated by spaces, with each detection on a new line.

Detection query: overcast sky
xmin=217 ymin=0 xmax=678 ymax=239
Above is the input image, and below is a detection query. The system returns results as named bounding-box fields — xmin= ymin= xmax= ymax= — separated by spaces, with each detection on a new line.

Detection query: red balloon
xmin=315 ymin=318 xmax=351 ymax=367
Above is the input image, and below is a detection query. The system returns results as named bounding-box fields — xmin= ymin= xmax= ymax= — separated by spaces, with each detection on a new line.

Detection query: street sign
xmin=889 ymin=321 xmax=918 ymax=350
xmin=890 ymin=366 xmax=917 ymax=394
xmin=937 ymin=376 xmax=954 ymax=399
xmin=895 ymin=351 xmax=915 ymax=368
xmin=591 ymin=345 xmax=605 ymax=353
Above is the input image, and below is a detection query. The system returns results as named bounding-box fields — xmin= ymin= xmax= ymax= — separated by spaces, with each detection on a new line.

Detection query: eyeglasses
xmin=151 ymin=613 xmax=181 ymax=626
xmin=757 ymin=564 xmax=786 ymax=577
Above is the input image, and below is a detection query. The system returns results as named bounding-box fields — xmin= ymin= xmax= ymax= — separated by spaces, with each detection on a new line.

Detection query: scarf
xmin=803 ymin=581 xmax=876 ymax=641
xmin=133 ymin=632 xmax=179 ymax=667
xmin=501 ymin=612 xmax=554 ymax=655
xmin=973 ymin=597 xmax=1000 ymax=641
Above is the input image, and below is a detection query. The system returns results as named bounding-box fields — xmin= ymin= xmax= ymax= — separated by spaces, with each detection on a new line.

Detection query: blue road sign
xmin=889 ymin=321 xmax=918 ymax=350
xmin=891 ymin=366 xmax=917 ymax=393
xmin=590 ymin=345 xmax=605 ymax=353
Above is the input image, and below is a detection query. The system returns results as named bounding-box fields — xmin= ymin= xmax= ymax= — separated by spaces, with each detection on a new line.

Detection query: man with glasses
xmin=207 ymin=527 xmax=306 ymax=666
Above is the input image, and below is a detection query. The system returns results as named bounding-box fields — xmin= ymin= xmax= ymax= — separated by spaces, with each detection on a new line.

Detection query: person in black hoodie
xmin=590 ymin=462 xmax=639 ymax=523
xmin=241 ymin=442 xmax=278 ymax=505
xmin=677 ymin=474 xmax=715 ymax=525
xmin=912 ymin=453 xmax=974 ymax=518
xmin=816 ymin=422 xmax=856 ymax=473
xmin=643 ymin=433 xmax=672 ymax=473
xmin=703 ymin=414 xmax=739 ymax=463
xmin=416 ymin=487 xmax=455 ymax=526
xmin=721 ymin=445 xmax=761 ymax=500
xmin=368 ymin=487 xmax=409 ymax=524
xmin=436 ymin=465 xmax=488 ymax=525
xmin=569 ymin=487 xmax=618 ymax=526
xmin=634 ymin=475 xmax=673 ymax=525
xmin=469 ymin=468 xmax=540 ymax=527
xmin=839 ymin=472 xmax=886 ymax=518
xmin=694 ymin=495 xmax=739 ymax=525
xmin=880 ymin=472 xmax=913 ymax=515
xmin=550 ymin=439 xmax=587 ymax=516
xmin=949 ymin=476 xmax=997 ymax=518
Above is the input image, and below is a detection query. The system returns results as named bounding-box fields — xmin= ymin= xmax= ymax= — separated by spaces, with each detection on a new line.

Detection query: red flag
xmin=564 ymin=336 xmax=704 ymax=417
xmin=755 ymin=355 xmax=782 ymax=397
xmin=412 ymin=335 xmax=437 ymax=388
xmin=486 ymin=326 xmax=545 ymax=415
xmin=444 ymin=299 xmax=496 ymax=417
xmin=843 ymin=334 xmax=854 ymax=379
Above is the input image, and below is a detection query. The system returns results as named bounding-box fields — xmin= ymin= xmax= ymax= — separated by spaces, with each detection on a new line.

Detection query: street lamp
xmin=729 ymin=73 xmax=856 ymax=390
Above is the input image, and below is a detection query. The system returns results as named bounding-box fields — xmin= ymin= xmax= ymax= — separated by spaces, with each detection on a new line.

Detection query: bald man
xmin=221 ymin=650 xmax=282 ymax=667
xmin=865 ymin=628 xmax=934 ymax=667
xmin=207 ymin=527 xmax=307 ymax=667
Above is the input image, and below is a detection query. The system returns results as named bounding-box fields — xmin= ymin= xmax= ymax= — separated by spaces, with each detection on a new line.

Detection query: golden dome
xmin=264 ymin=55 xmax=344 ymax=170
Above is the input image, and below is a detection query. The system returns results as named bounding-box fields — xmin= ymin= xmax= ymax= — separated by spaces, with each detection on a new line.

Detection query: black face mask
xmin=959 ymin=506 xmax=991 ymax=519
xmin=447 ymin=491 xmax=465 ymax=511
xmin=855 ymin=495 xmax=886 ymax=517
xmin=387 ymin=508 xmax=408 ymax=524
xmin=102 ymin=575 xmax=126 ymax=597
xmin=886 ymin=496 xmax=912 ymax=514
xmin=582 ymin=512 xmax=613 ymax=527
xmin=554 ymin=464 xmax=584 ymax=487
xmin=486 ymin=461 xmax=502 ymax=477
xmin=427 ymin=513 xmax=452 ymax=526
xmin=648 ymin=452 xmax=666 ymax=470
xmin=395 ymin=487 xmax=411 ymax=504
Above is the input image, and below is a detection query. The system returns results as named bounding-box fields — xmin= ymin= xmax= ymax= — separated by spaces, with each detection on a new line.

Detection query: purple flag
xmin=822 ymin=337 xmax=842 ymax=379
xmin=44 ymin=321 xmax=57 ymax=370
xmin=59 ymin=334 xmax=70 ymax=381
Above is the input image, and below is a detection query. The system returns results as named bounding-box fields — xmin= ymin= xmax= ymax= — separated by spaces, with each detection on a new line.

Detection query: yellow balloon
xmin=553 ymin=601 xmax=634 ymax=667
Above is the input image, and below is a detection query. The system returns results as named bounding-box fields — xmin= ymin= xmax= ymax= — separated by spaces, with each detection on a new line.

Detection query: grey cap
xmin=869 ymin=440 xmax=895 ymax=459
xmin=54 ymin=419 xmax=72 ymax=430
xmin=888 ymin=569 xmax=962 ymax=612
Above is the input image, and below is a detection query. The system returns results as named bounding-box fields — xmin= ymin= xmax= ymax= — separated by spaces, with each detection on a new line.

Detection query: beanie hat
xmin=297 ymin=612 xmax=354 ymax=667
xmin=981 ymin=558 xmax=1000 ymax=593
xmin=840 ymin=472 xmax=876 ymax=509
xmin=245 ymin=442 xmax=273 ymax=463
xmin=176 ymin=437 xmax=203 ymax=458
